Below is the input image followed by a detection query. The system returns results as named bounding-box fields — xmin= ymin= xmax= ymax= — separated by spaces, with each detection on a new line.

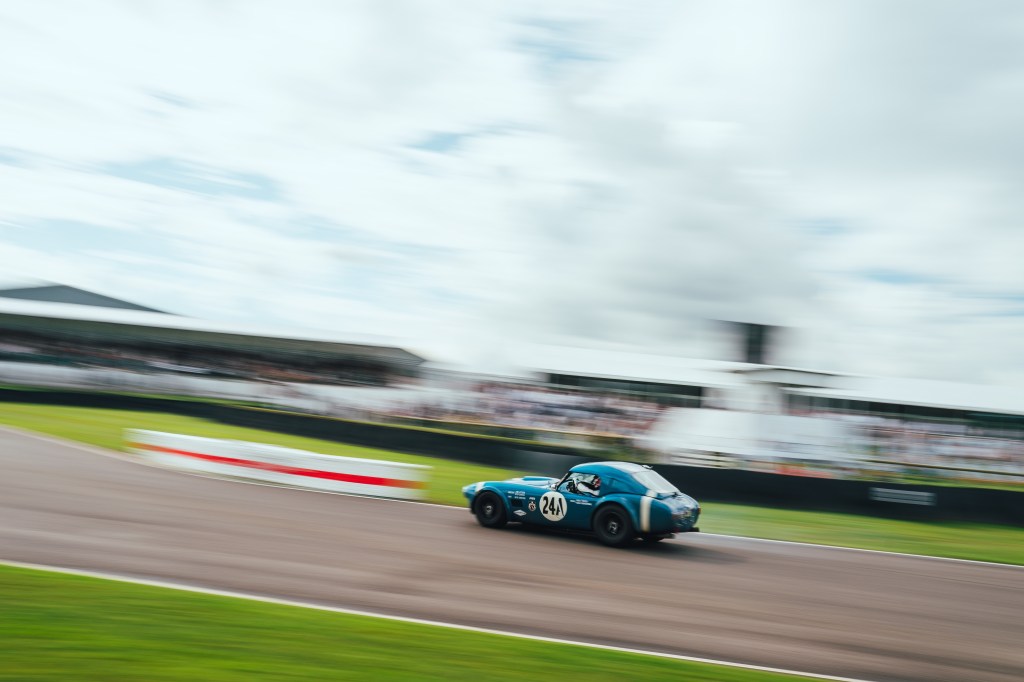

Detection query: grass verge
xmin=1 ymin=402 xmax=1022 ymax=565
xmin=0 ymin=563 xmax=815 ymax=682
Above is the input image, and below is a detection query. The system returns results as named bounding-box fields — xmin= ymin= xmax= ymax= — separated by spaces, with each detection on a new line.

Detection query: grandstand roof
xmin=788 ymin=376 xmax=1024 ymax=417
xmin=520 ymin=345 xmax=1024 ymax=417
xmin=522 ymin=345 xmax=750 ymax=388
xmin=730 ymin=366 xmax=843 ymax=388
xmin=0 ymin=284 xmax=168 ymax=313
xmin=0 ymin=295 xmax=424 ymax=367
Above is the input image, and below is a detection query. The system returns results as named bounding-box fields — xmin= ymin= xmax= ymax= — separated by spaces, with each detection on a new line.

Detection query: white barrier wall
xmin=125 ymin=429 xmax=430 ymax=500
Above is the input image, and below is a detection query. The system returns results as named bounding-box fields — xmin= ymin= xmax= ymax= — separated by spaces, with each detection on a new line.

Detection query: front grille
xmin=673 ymin=508 xmax=698 ymax=528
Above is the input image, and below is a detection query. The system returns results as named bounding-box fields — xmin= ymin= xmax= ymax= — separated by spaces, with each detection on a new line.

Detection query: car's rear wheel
xmin=474 ymin=491 xmax=507 ymax=528
xmin=593 ymin=505 xmax=635 ymax=547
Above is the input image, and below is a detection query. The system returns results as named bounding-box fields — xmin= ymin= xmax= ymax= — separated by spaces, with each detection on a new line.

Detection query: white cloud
xmin=1 ymin=1 xmax=1023 ymax=386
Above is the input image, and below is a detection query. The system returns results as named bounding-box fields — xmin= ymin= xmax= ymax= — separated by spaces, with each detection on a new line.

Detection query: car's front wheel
xmin=593 ymin=504 xmax=635 ymax=547
xmin=474 ymin=491 xmax=507 ymax=528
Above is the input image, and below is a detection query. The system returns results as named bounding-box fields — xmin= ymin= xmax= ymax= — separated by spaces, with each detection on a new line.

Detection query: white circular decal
xmin=539 ymin=491 xmax=567 ymax=522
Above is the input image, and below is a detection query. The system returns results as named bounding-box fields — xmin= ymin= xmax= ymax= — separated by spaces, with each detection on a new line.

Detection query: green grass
xmin=1 ymin=402 xmax=1023 ymax=565
xmin=0 ymin=563 xmax=814 ymax=682
xmin=0 ymin=403 xmax=514 ymax=507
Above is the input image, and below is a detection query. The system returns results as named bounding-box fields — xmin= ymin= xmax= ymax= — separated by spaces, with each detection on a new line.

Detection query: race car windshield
xmin=632 ymin=470 xmax=679 ymax=494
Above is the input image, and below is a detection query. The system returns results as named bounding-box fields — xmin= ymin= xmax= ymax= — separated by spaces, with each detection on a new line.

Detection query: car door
xmin=529 ymin=473 xmax=597 ymax=530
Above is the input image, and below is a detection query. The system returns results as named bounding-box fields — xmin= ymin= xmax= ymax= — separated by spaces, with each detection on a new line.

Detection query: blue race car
xmin=462 ymin=461 xmax=700 ymax=547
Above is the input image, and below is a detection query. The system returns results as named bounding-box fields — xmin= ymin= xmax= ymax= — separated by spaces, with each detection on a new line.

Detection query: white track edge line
xmin=0 ymin=558 xmax=876 ymax=682
xmin=2 ymin=425 xmax=1020 ymax=569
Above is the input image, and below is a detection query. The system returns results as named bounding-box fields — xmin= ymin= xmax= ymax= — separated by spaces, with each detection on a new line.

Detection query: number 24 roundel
xmin=539 ymin=491 xmax=566 ymax=521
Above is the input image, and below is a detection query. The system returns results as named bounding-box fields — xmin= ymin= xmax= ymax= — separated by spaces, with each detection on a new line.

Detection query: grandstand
xmin=523 ymin=345 xmax=751 ymax=408
xmin=785 ymin=376 xmax=1024 ymax=429
xmin=0 ymin=284 xmax=425 ymax=405
xmin=380 ymin=343 xmax=1022 ymax=481
xmin=493 ymin=345 xmax=1024 ymax=483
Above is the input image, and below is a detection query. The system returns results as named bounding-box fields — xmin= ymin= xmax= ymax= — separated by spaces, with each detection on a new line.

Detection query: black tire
xmin=474 ymin=491 xmax=507 ymax=529
xmin=593 ymin=504 xmax=635 ymax=547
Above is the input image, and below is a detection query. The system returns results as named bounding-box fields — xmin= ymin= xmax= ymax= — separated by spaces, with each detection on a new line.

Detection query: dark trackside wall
xmin=650 ymin=464 xmax=1024 ymax=526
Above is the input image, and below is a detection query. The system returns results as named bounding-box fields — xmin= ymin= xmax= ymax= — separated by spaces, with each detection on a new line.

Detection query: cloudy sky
xmin=1 ymin=1 xmax=1023 ymax=384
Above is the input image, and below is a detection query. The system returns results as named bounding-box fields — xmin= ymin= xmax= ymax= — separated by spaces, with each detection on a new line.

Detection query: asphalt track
xmin=1 ymin=428 xmax=1021 ymax=682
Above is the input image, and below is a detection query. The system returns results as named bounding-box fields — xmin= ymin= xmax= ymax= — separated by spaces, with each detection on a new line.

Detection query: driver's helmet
xmin=590 ymin=475 xmax=601 ymax=491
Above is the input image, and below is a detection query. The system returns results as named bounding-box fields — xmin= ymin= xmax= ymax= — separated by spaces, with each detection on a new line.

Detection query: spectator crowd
xmin=840 ymin=414 xmax=1024 ymax=479
xmin=391 ymin=381 xmax=666 ymax=440
xmin=0 ymin=331 xmax=389 ymax=386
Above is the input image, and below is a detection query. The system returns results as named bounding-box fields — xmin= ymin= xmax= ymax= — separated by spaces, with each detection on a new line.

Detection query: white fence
xmin=125 ymin=429 xmax=430 ymax=500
